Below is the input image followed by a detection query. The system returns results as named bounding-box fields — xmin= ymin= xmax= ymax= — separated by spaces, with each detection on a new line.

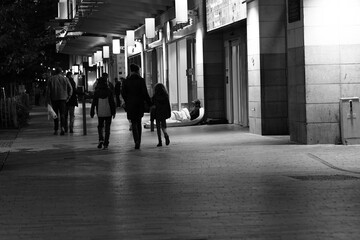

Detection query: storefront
xmin=167 ymin=36 xmax=197 ymax=110
xmin=145 ymin=15 xmax=202 ymax=111
xmin=223 ymin=24 xmax=248 ymax=126
xmin=203 ymin=0 xmax=248 ymax=125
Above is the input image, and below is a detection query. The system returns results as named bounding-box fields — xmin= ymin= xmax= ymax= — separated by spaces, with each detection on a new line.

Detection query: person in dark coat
xmin=34 ymin=84 xmax=41 ymax=106
xmin=64 ymin=71 xmax=78 ymax=133
xmin=152 ymin=83 xmax=171 ymax=147
xmin=190 ymin=99 xmax=201 ymax=120
xmin=121 ymin=64 xmax=152 ymax=149
xmin=93 ymin=72 xmax=114 ymax=93
xmin=90 ymin=77 xmax=116 ymax=150
xmin=114 ymin=77 xmax=122 ymax=108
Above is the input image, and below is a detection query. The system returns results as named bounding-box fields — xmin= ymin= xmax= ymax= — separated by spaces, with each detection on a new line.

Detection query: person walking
xmin=114 ymin=77 xmax=122 ymax=108
xmin=34 ymin=84 xmax=41 ymax=106
xmin=93 ymin=73 xmax=114 ymax=92
xmin=64 ymin=71 xmax=78 ymax=133
xmin=121 ymin=64 xmax=152 ymax=149
xmin=152 ymin=83 xmax=171 ymax=147
xmin=46 ymin=67 xmax=73 ymax=135
xmin=90 ymin=77 xmax=116 ymax=150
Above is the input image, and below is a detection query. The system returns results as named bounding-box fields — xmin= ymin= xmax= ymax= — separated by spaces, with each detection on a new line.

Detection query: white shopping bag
xmin=47 ymin=104 xmax=57 ymax=120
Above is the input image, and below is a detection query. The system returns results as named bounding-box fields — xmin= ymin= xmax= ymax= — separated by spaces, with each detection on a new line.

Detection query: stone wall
xmin=248 ymin=0 xmax=288 ymax=135
xmin=288 ymin=0 xmax=360 ymax=144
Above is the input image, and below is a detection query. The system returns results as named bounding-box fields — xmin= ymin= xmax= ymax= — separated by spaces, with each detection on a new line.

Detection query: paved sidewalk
xmin=1 ymin=105 xmax=360 ymax=239
xmin=0 ymin=128 xmax=19 ymax=171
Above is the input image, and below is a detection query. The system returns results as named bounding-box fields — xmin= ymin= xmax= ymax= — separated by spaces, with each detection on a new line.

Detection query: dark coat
xmin=94 ymin=77 xmax=115 ymax=93
xmin=114 ymin=81 xmax=121 ymax=96
xmin=90 ymin=85 xmax=116 ymax=118
xmin=121 ymin=73 xmax=151 ymax=120
xmin=47 ymin=74 xmax=73 ymax=101
xmin=66 ymin=77 xmax=78 ymax=107
xmin=152 ymin=94 xmax=171 ymax=120
xmin=190 ymin=107 xmax=200 ymax=120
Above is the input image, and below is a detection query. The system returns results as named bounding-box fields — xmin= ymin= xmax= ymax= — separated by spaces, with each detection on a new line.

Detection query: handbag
xmin=47 ymin=104 xmax=58 ymax=120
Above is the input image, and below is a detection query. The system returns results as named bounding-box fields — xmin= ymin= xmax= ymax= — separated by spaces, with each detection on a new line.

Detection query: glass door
xmin=226 ymin=40 xmax=248 ymax=126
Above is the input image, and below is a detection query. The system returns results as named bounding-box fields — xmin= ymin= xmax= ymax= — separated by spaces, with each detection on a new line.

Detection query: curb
xmin=0 ymin=151 xmax=10 ymax=172
xmin=0 ymin=129 xmax=20 ymax=172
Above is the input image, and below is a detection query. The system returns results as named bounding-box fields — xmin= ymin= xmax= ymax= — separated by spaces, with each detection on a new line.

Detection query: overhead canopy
xmin=57 ymin=0 xmax=175 ymax=56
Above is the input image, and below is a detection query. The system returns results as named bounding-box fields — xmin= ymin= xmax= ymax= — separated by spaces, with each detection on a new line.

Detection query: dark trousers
xmin=51 ymin=100 xmax=66 ymax=132
xmin=64 ymin=105 xmax=75 ymax=132
xmin=150 ymin=108 xmax=155 ymax=131
xmin=115 ymin=94 xmax=121 ymax=107
xmin=156 ymin=119 xmax=167 ymax=142
xmin=131 ymin=117 xmax=142 ymax=145
xmin=98 ymin=116 xmax=112 ymax=146
xmin=35 ymin=94 xmax=40 ymax=106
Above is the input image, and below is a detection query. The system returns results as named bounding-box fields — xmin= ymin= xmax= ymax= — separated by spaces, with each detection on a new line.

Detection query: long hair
xmin=154 ymin=83 xmax=168 ymax=97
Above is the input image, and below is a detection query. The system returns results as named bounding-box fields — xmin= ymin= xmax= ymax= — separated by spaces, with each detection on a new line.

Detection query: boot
xmin=69 ymin=119 xmax=74 ymax=133
xmin=150 ymin=121 xmax=155 ymax=132
xmin=97 ymin=141 xmax=104 ymax=149
xmin=156 ymin=126 xmax=162 ymax=147
xmin=165 ymin=134 xmax=170 ymax=146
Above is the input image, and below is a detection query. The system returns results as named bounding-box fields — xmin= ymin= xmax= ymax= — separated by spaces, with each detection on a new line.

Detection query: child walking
xmin=90 ymin=77 xmax=116 ymax=150
xmin=152 ymin=83 xmax=171 ymax=147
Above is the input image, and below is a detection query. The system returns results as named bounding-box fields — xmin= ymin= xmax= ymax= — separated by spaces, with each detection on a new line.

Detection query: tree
xmin=0 ymin=0 xmax=59 ymax=95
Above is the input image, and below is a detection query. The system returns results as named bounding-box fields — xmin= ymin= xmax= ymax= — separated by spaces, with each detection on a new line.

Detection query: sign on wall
xmin=206 ymin=0 xmax=247 ymax=32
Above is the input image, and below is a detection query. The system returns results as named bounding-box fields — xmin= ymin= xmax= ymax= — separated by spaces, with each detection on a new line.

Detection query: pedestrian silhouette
xmin=46 ymin=67 xmax=73 ymax=136
xmin=90 ymin=76 xmax=116 ymax=150
xmin=152 ymin=83 xmax=171 ymax=146
xmin=121 ymin=64 xmax=152 ymax=149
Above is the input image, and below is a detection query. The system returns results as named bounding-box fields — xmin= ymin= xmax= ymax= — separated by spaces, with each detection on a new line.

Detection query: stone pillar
xmin=203 ymin=33 xmax=226 ymax=120
xmin=288 ymin=0 xmax=360 ymax=144
xmin=247 ymin=0 xmax=288 ymax=135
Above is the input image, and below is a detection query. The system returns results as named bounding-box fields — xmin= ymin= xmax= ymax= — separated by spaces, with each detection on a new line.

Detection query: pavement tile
xmin=1 ymin=105 xmax=360 ymax=239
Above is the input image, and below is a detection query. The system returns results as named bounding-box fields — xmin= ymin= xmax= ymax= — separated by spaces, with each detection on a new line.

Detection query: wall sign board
xmin=206 ymin=0 xmax=247 ymax=32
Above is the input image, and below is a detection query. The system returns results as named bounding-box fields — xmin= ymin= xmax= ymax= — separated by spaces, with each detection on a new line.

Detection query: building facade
xmin=56 ymin=0 xmax=360 ymax=144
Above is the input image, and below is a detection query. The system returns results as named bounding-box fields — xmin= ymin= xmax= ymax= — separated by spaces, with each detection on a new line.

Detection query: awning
xmin=57 ymin=0 xmax=175 ymax=56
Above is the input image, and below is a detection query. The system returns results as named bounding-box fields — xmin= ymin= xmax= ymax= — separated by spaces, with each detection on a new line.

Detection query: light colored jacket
xmin=47 ymin=74 xmax=73 ymax=101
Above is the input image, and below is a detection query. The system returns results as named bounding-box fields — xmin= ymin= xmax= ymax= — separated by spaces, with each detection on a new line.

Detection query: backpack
xmin=97 ymin=97 xmax=111 ymax=117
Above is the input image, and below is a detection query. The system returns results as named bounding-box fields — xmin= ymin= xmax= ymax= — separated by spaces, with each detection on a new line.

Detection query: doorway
xmin=225 ymin=39 xmax=248 ymax=126
xmin=168 ymin=37 xmax=196 ymax=111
